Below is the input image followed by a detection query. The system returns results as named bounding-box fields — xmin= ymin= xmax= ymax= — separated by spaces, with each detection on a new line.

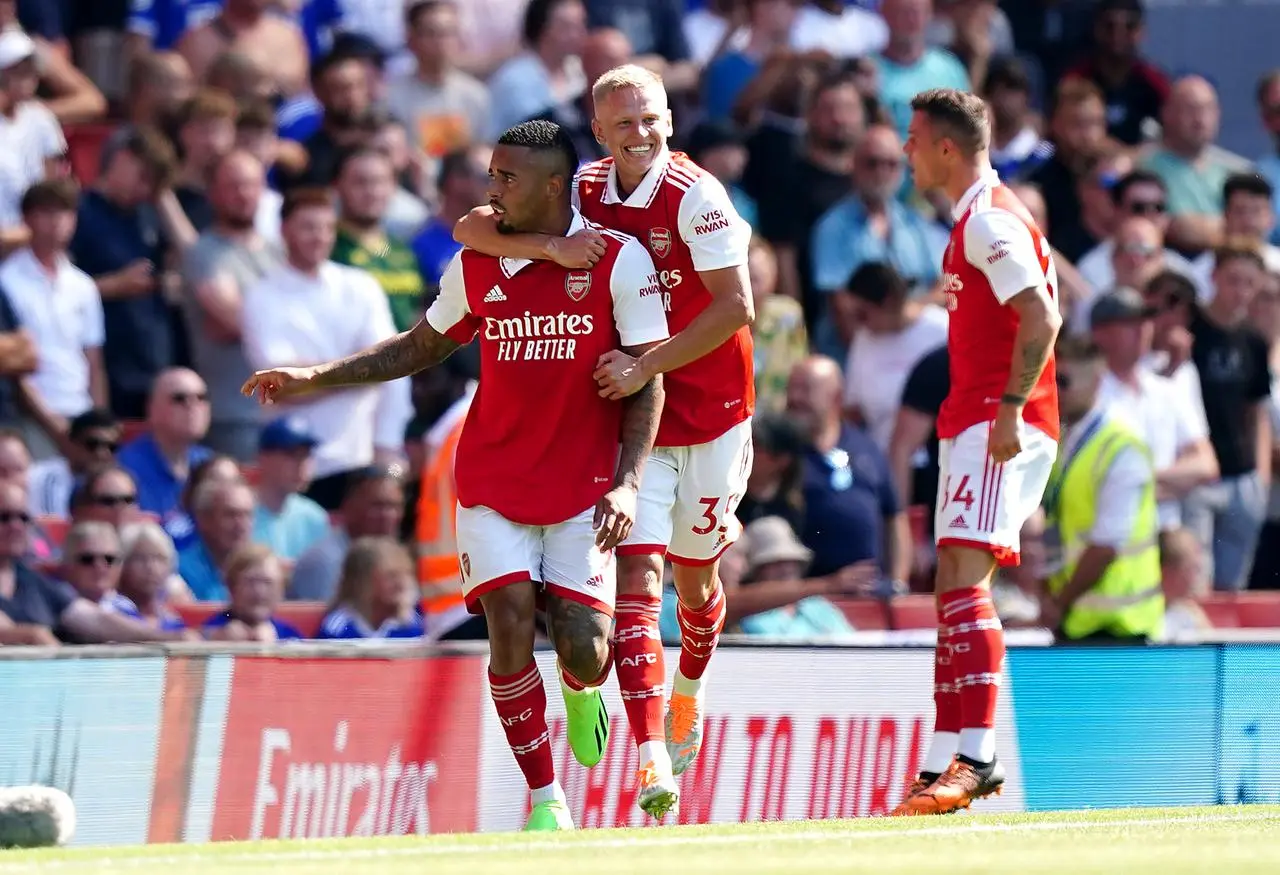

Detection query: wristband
xmin=1000 ymin=393 xmax=1027 ymax=406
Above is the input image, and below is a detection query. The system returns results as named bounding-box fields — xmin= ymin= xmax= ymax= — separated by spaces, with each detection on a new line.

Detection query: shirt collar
xmin=951 ymin=167 xmax=1002 ymax=222
xmin=603 ymin=146 xmax=670 ymax=208
xmin=15 ymin=247 xmax=68 ymax=280
xmin=499 ymin=209 xmax=588 ymax=277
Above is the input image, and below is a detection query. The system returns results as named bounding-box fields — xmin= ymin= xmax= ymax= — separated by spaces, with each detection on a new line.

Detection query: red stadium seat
xmin=830 ymin=598 xmax=891 ymax=630
xmin=38 ymin=516 xmax=70 ymax=549
xmin=119 ymin=419 xmax=149 ymax=445
xmin=1198 ymin=592 xmax=1280 ymax=629
xmin=174 ymin=601 xmax=328 ymax=638
xmin=889 ymin=595 xmax=936 ymax=630
xmin=64 ymin=123 xmax=116 ymax=187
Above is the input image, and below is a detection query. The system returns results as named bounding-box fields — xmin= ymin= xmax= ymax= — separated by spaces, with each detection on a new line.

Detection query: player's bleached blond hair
xmin=592 ymin=63 xmax=666 ymax=106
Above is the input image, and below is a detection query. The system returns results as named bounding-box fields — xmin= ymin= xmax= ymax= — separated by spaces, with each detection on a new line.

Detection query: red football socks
xmin=489 ymin=661 xmax=555 ymax=790
xmin=613 ymin=595 xmax=666 ymax=744
xmin=939 ymin=586 xmax=1005 ymax=733
xmin=933 ymin=624 xmax=962 ymax=734
xmin=676 ymin=582 xmax=725 ymax=682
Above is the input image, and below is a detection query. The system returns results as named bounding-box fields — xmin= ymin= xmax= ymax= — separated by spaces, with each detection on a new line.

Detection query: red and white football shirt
xmin=426 ymin=211 xmax=669 ymax=526
xmin=937 ymin=169 xmax=1060 ymax=442
xmin=574 ymin=148 xmax=754 ymax=448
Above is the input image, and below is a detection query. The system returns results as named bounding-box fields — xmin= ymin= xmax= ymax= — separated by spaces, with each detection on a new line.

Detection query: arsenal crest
xmin=566 ymin=271 xmax=591 ymax=301
xmin=649 ymin=228 xmax=672 ymax=259
xmin=460 ymin=553 xmax=471 ymax=578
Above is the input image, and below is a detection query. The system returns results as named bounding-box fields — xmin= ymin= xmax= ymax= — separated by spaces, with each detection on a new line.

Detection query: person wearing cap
xmin=251 ymin=417 xmax=331 ymax=563
xmin=1041 ymin=334 xmax=1163 ymax=642
xmin=722 ymin=516 xmax=859 ymax=641
xmin=0 ymin=28 xmax=65 ymax=244
xmin=1092 ymin=284 xmax=1219 ymax=600
xmin=1092 ymin=285 xmax=1218 ymax=533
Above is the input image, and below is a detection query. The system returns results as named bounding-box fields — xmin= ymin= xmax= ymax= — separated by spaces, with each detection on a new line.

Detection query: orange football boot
xmin=890 ymin=771 xmax=944 ymax=817
xmin=896 ymin=758 xmax=1006 ymax=816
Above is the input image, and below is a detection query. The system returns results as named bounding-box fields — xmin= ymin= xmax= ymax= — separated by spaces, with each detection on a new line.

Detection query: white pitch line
xmin=4 ymin=811 xmax=1278 ymax=872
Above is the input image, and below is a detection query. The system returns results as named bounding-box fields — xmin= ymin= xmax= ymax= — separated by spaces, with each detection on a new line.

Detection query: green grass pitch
xmin=2 ymin=806 xmax=1278 ymax=874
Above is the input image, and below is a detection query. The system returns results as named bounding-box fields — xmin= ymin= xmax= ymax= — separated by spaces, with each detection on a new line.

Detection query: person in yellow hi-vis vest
xmin=415 ymin=380 xmax=482 ymax=641
xmin=1041 ymin=334 xmax=1165 ymax=643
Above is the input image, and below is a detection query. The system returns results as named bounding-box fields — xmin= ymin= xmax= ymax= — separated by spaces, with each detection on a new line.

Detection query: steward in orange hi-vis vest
xmin=414 ymin=382 xmax=474 ymax=631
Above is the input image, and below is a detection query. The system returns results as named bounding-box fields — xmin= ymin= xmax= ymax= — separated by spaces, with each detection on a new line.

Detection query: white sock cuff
xmin=530 ymin=781 xmax=566 ymax=806
xmin=923 ymin=731 xmax=959 ymax=774
xmin=671 ymin=669 xmax=704 ymax=698
xmin=958 ymin=728 xmax=997 ymax=764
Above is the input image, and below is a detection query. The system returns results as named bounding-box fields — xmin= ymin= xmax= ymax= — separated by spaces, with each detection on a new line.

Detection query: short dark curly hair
xmin=496 ymin=119 xmax=579 ymax=179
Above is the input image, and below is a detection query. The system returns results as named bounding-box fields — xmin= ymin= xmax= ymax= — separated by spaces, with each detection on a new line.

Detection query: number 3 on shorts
xmin=691 ymin=494 xmax=740 ymax=536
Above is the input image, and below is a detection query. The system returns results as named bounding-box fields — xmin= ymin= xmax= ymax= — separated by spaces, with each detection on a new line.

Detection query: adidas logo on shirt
xmin=948 ymin=514 xmax=968 ymax=530
xmin=484 ymin=285 xmax=507 ymax=303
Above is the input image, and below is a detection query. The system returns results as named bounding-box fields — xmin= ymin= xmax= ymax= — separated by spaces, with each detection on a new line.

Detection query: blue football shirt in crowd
xmin=318 ymin=606 xmax=425 ymax=640
xmin=202 ymin=609 xmax=303 ymax=640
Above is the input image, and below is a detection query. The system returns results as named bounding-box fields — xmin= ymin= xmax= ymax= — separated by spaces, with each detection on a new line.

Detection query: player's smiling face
xmin=593 ymin=84 xmax=673 ymax=182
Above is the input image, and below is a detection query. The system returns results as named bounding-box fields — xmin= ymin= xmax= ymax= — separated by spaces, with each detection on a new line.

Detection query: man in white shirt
xmin=842 ymin=261 xmax=948 ymax=453
xmin=1090 ymin=287 xmax=1219 ymax=585
xmin=240 ymin=187 xmax=413 ymax=511
xmin=0 ymin=179 xmax=107 ymax=459
xmin=0 ymin=30 xmax=65 ymax=245
xmin=1075 ymin=170 xmax=1196 ymax=304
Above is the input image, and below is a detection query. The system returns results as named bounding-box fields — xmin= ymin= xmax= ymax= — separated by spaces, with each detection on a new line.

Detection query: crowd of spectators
xmin=0 ymin=0 xmax=1277 ymax=647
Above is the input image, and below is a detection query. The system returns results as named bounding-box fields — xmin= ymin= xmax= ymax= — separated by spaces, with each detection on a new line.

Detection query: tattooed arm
xmin=1000 ymin=286 xmax=1062 ymax=406
xmin=986 ymin=285 xmax=1061 ymax=463
xmin=311 ymin=319 xmax=460 ymax=388
xmin=242 ymin=318 xmax=461 ymax=403
xmin=615 ymin=370 xmax=665 ymax=490
xmin=594 ymin=341 xmax=666 ymax=549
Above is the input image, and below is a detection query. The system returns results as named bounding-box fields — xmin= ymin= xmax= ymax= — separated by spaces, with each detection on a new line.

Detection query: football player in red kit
xmin=453 ymin=64 xmax=754 ymax=820
xmin=895 ymin=88 xmax=1062 ymax=815
xmin=242 ymin=121 xmax=670 ymax=831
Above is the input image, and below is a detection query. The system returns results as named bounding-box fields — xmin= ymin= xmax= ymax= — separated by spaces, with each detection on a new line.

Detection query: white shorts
xmin=455 ymin=504 xmax=617 ymax=617
xmin=935 ymin=420 xmax=1057 ymax=566
xmin=620 ymin=418 xmax=754 ymax=566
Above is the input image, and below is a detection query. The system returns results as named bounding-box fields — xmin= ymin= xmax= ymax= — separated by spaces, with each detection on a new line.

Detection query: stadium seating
xmin=174 ymin=601 xmax=327 ymax=638
xmin=64 ymin=122 xmax=114 ymax=187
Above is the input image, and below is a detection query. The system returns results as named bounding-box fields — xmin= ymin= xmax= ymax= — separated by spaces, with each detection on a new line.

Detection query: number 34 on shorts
xmin=620 ymin=419 xmax=754 ymax=565
xmin=933 ymin=420 xmax=1056 ymax=564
